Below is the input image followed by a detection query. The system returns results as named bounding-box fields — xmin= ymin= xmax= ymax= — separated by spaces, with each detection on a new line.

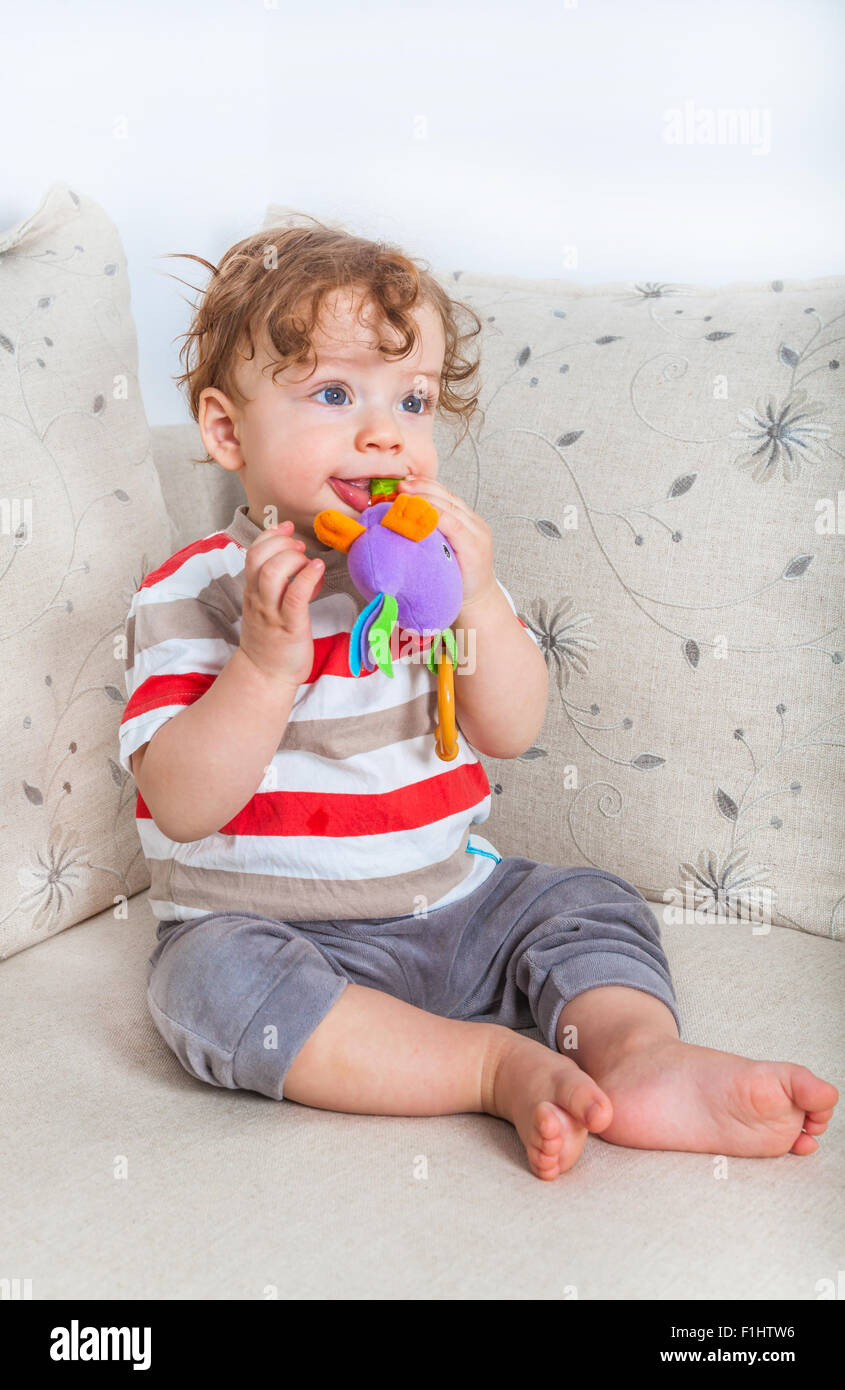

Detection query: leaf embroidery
xmin=631 ymin=753 xmax=665 ymax=771
xmin=683 ymin=638 xmax=700 ymax=669
xmin=782 ymin=554 xmax=813 ymax=579
xmin=668 ymin=473 xmax=697 ymax=497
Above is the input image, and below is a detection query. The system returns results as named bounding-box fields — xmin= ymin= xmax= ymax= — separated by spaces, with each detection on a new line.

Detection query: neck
xmin=246 ymin=507 xmax=334 ymax=560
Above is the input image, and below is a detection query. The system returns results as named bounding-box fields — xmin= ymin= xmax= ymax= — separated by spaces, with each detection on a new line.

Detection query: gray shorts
xmin=144 ymin=856 xmax=681 ymax=1100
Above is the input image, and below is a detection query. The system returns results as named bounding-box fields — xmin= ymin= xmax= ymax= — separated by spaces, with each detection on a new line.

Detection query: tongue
xmin=331 ymin=477 xmax=371 ymax=511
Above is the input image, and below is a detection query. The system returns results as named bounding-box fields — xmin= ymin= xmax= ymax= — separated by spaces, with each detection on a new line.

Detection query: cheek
xmin=268 ymin=420 xmax=332 ymax=474
xmin=285 ymin=423 xmax=332 ymax=459
xmin=242 ymin=404 xmax=286 ymax=458
xmin=408 ymin=440 xmax=436 ymax=474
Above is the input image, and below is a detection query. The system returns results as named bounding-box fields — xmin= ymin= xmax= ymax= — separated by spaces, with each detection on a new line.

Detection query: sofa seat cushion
xmin=1 ymin=891 xmax=841 ymax=1298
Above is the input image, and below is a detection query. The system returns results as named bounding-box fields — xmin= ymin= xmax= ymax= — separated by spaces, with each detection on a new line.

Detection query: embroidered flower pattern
xmin=677 ymin=846 xmax=775 ymax=918
xmin=521 ymin=597 xmax=598 ymax=687
xmin=731 ymin=388 xmax=831 ymax=482
xmin=16 ymin=826 xmax=93 ymax=934
xmin=459 ymin=278 xmax=843 ymax=936
xmin=632 ymin=282 xmax=688 ymax=300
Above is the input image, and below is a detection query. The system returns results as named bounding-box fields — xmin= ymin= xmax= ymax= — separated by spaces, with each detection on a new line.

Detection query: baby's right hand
xmin=239 ymin=521 xmax=326 ymax=690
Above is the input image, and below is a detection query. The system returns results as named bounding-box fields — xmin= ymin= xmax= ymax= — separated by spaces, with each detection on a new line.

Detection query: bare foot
xmin=587 ymin=1030 xmax=839 ymax=1157
xmin=485 ymin=1032 xmax=612 ymax=1180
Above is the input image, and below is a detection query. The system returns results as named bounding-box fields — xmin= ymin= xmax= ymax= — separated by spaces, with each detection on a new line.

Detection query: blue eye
xmin=313 ymin=384 xmax=431 ymax=413
xmin=315 ymin=385 xmax=350 ymax=406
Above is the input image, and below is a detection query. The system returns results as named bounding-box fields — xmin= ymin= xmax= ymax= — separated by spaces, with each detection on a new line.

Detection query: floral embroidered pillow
xmin=427 ymin=270 xmax=844 ymax=939
xmin=0 ymin=183 xmax=173 ymax=960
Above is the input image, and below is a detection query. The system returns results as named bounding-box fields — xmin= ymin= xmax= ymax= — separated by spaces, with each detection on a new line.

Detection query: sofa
xmin=1 ymin=185 xmax=842 ymax=1300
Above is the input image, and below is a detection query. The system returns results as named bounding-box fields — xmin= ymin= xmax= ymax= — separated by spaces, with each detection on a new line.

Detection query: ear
xmin=313 ymin=508 xmax=367 ymax=553
xmin=380 ymin=494 xmax=439 ymax=542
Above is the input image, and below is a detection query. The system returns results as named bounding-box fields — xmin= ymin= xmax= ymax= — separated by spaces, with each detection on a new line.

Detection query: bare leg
xmin=283 ymin=981 xmax=613 ymax=1177
xmin=554 ymin=985 xmax=839 ymax=1158
xmin=284 ymin=981 xmax=498 ymax=1115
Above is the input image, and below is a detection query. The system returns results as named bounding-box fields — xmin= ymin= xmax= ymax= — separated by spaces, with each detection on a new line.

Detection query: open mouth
xmin=328 ymin=477 xmax=400 ymax=512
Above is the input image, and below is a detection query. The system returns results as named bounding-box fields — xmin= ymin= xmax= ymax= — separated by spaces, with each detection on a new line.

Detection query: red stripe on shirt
xmin=138 ymin=531 xmax=236 ymax=591
xmin=135 ymin=760 xmax=491 ymax=837
xmin=123 ymin=624 xmax=447 ymax=723
xmin=124 ymin=613 xmax=532 ymax=732
xmin=121 ymin=671 xmax=217 ymax=724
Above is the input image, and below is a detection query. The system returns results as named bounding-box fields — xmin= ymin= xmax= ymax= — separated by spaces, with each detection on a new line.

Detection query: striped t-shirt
xmin=119 ymin=502 xmax=541 ymax=925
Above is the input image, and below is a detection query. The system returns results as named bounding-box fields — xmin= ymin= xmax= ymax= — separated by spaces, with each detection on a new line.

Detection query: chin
xmin=321 ymin=486 xmax=354 ymax=513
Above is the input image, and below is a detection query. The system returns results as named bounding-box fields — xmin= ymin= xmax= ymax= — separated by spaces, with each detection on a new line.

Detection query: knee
xmin=560 ymin=867 xmax=651 ymax=911
xmin=557 ymin=870 xmax=663 ymax=944
xmin=145 ymin=916 xmax=344 ymax=1094
xmin=147 ymin=916 xmax=300 ymax=1051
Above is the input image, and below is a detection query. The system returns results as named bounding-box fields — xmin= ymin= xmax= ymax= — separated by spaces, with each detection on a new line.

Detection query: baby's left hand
xmin=396 ymin=475 xmax=497 ymax=610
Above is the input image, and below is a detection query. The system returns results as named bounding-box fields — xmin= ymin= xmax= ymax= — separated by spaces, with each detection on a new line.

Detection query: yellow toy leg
xmin=434 ymin=651 xmax=459 ymax=761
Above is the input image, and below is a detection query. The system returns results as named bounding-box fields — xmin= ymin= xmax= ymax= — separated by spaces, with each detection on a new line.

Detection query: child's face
xmin=201 ymin=287 xmax=445 ymax=546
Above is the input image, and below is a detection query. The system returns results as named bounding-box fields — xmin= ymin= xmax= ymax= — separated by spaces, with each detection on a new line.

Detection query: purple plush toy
xmin=312 ymin=490 xmax=463 ymax=760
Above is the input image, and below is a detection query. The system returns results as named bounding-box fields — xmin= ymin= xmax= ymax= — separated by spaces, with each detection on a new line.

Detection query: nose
xmin=354 ymin=404 xmax=404 ymax=454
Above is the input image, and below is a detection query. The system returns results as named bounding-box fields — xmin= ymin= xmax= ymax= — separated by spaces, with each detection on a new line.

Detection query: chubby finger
xmin=280 ymin=554 xmax=325 ymax=613
xmin=255 ymin=543 xmax=313 ymax=610
xmin=398 ymin=476 xmax=475 ymax=521
xmin=244 ymin=521 xmax=301 ymax=569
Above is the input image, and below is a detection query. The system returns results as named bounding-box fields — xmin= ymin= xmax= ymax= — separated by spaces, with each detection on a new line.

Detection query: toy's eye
xmin=442 ymin=542 xmax=452 ymax=560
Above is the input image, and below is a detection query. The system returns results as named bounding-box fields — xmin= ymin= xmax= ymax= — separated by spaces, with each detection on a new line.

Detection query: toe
xmin=806 ymin=1106 xmax=835 ymax=1121
xmin=535 ymin=1100 xmax=564 ymax=1142
xmin=802 ymin=1117 xmax=829 ymax=1135
xmin=790 ymin=1069 xmax=838 ymax=1114
xmin=532 ymin=1161 xmax=561 ymax=1181
xmin=584 ymin=1098 xmax=612 ymax=1131
xmin=552 ymin=1074 xmax=610 ymax=1129
xmin=529 ymin=1102 xmax=589 ymax=1176
xmin=790 ymin=1131 xmax=820 ymax=1156
xmin=529 ymin=1133 xmax=565 ymax=1178
xmin=533 ymin=1150 xmax=561 ymax=1173
xmin=533 ymin=1147 xmax=561 ymax=1170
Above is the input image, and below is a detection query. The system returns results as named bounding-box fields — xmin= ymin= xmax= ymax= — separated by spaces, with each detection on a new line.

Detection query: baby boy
xmin=120 ymin=221 xmax=837 ymax=1179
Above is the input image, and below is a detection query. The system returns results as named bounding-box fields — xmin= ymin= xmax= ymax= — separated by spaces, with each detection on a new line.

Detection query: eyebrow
xmin=316 ymin=352 xmax=442 ymax=383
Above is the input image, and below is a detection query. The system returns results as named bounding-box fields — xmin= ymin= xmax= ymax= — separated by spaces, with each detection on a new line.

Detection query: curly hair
xmin=164 ymin=216 xmax=485 ymax=464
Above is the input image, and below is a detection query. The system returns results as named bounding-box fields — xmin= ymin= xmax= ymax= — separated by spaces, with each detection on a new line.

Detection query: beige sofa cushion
xmin=2 ymin=887 xmax=842 ymax=1297
xmin=0 ymin=183 xmax=173 ymax=961
xmin=256 ymin=207 xmax=844 ymax=939
xmin=435 ymin=271 xmax=844 ymax=940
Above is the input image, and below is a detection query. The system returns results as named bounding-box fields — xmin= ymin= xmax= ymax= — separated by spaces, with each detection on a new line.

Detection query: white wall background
xmin=2 ymin=0 xmax=843 ymax=426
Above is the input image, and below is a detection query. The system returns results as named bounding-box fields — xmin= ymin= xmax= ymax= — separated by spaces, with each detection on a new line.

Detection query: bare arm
xmin=130 ymin=520 xmax=325 ymax=843
xmin=451 ymin=582 xmax=548 ymax=759
xmin=131 ymin=648 xmax=298 ymax=842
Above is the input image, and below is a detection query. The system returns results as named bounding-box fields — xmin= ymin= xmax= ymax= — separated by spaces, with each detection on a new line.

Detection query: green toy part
xmin=424 ymin=626 xmax=457 ymax=673
xmin=366 ymin=593 xmax=398 ymax=678
xmin=369 ymin=477 xmax=399 ymax=500
xmin=364 ymin=477 xmax=458 ymax=683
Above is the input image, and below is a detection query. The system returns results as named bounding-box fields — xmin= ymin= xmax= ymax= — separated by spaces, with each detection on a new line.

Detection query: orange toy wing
xmin=313 ymin=508 xmax=366 ymax=553
xmin=379 ymin=494 xmax=439 ymax=542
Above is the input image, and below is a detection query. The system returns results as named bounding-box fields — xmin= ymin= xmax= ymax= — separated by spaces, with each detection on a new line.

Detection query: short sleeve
xmin=495 ymin=577 xmax=541 ymax=649
xmin=118 ymin=562 xmax=238 ymax=778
